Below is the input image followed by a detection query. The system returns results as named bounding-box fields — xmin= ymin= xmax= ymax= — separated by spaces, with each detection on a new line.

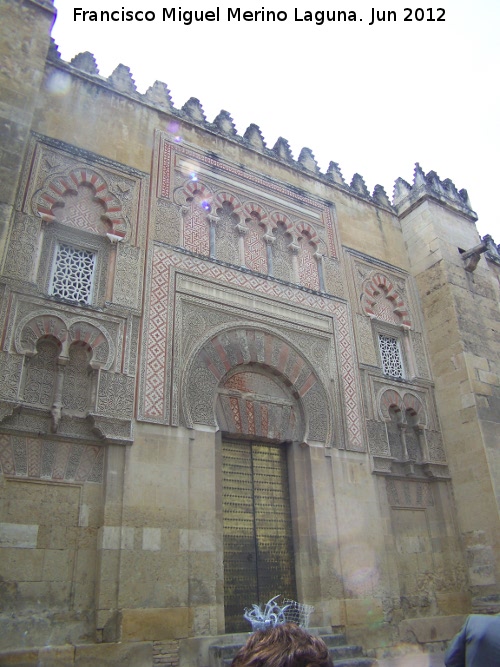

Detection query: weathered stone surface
xmin=0 ymin=1 xmax=499 ymax=664
xmin=399 ymin=615 xmax=465 ymax=643
xmin=121 ymin=608 xmax=191 ymax=642
xmin=39 ymin=645 xmax=76 ymax=667
xmin=75 ymin=641 xmax=153 ymax=666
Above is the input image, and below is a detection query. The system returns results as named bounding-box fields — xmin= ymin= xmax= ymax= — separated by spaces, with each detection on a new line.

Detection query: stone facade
xmin=0 ymin=1 xmax=499 ymax=665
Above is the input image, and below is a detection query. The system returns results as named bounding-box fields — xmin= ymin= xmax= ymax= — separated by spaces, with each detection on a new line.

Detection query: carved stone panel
xmin=96 ymin=371 xmax=135 ymax=420
xmin=386 ymin=478 xmax=434 ymax=509
xmin=244 ymin=217 xmax=267 ymax=274
xmin=155 ymin=199 xmax=182 ymax=245
xmin=0 ymin=352 xmax=23 ymax=401
xmin=184 ymin=201 xmax=210 ymax=256
xmin=297 ymin=237 xmax=319 ymax=291
xmin=185 ymin=359 xmax=219 ymax=426
xmin=323 ymin=257 xmax=345 ymax=298
xmin=0 ymin=433 xmax=104 ymax=483
xmin=426 ymin=430 xmax=447 ymax=463
xmin=356 ymin=314 xmax=378 ymax=366
xmin=366 ymin=419 xmax=390 ymax=456
xmin=272 ymin=225 xmax=293 ymax=283
xmin=301 ymin=385 xmax=328 ymax=442
xmin=62 ymin=346 xmax=93 ymax=414
xmin=113 ymin=244 xmax=142 ymax=310
xmin=214 ymin=202 xmax=239 ymax=265
xmin=3 ymin=213 xmax=40 ymax=282
xmin=412 ymin=331 xmax=430 ymax=379
xmin=22 ymin=339 xmax=59 ymax=407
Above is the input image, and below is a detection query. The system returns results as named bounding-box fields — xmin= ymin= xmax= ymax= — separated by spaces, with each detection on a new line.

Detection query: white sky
xmin=51 ymin=0 xmax=499 ymax=241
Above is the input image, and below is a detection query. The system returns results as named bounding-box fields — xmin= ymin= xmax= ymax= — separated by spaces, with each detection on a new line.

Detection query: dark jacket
xmin=445 ymin=614 xmax=500 ymax=666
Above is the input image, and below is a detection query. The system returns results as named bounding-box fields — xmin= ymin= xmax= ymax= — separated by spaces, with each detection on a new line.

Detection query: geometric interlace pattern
xmin=144 ymin=247 xmax=363 ymax=451
xmin=50 ymin=244 xmax=96 ymax=304
xmin=378 ymin=334 xmax=404 ymax=378
xmin=372 ymin=291 xmax=399 ymax=324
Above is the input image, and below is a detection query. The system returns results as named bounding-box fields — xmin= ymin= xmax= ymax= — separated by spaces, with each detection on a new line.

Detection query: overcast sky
xmin=51 ymin=0 xmax=499 ymax=241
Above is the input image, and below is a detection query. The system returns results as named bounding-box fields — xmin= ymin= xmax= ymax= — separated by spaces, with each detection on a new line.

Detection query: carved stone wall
xmin=364 ymin=380 xmax=449 ymax=478
xmin=114 ymin=243 xmax=143 ymax=310
xmin=10 ymin=136 xmax=147 ymax=313
xmin=3 ymin=212 xmax=40 ymax=281
xmin=0 ymin=16 xmax=485 ymax=658
xmin=0 ymin=267 xmax=137 ymax=444
xmin=345 ymin=250 xmax=434 ymax=382
xmin=0 ymin=434 xmax=104 ymax=483
xmin=139 ymin=244 xmax=364 ymax=450
xmin=163 ymin=137 xmax=337 ymax=294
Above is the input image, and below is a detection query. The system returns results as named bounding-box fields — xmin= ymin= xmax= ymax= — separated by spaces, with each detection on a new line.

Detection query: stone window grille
xmin=378 ymin=334 xmax=404 ymax=378
xmin=49 ymin=243 xmax=96 ymax=305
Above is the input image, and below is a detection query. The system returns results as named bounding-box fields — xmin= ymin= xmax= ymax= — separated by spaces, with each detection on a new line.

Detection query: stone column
xmin=263 ymin=232 xmax=275 ymax=276
xmin=288 ymin=241 xmax=300 ymax=283
xmin=207 ymin=214 xmax=219 ymax=259
xmin=236 ymin=222 xmax=248 ymax=267
xmin=314 ymin=251 xmax=325 ymax=292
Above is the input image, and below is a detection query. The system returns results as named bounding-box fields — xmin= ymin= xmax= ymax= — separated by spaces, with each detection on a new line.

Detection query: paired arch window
xmin=380 ymin=390 xmax=427 ymax=465
xmin=17 ymin=314 xmax=112 ymax=430
xmin=23 ymin=336 xmax=95 ymax=419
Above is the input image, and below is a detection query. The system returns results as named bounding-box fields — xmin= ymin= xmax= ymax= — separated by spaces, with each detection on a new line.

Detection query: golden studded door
xmin=222 ymin=440 xmax=297 ymax=633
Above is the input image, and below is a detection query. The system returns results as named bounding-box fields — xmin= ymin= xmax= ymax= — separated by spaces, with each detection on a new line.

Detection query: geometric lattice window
xmin=378 ymin=334 xmax=404 ymax=378
xmin=50 ymin=243 xmax=96 ymax=304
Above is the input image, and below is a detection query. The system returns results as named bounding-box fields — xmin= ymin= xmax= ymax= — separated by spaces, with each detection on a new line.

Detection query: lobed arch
xmin=34 ymin=168 xmax=127 ymax=238
xmin=181 ymin=325 xmax=332 ymax=445
xmin=378 ymin=387 xmax=426 ymax=426
xmin=361 ymin=272 xmax=411 ymax=327
xmin=379 ymin=388 xmax=405 ymax=421
xmin=402 ymin=392 xmax=426 ymax=426
xmin=242 ymin=202 xmax=272 ymax=244
xmin=242 ymin=201 xmax=268 ymax=223
xmin=214 ymin=191 xmax=243 ymax=215
xmin=15 ymin=312 xmax=115 ymax=370
xmin=269 ymin=211 xmax=294 ymax=235
xmin=182 ymin=179 xmax=214 ymax=209
xmin=295 ymin=221 xmax=320 ymax=248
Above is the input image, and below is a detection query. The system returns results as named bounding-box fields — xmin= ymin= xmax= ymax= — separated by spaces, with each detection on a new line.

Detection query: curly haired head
xmin=230 ymin=623 xmax=334 ymax=667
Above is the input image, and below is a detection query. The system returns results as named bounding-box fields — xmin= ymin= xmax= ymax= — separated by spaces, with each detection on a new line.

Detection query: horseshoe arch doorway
xmin=217 ymin=366 xmax=302 ymax=633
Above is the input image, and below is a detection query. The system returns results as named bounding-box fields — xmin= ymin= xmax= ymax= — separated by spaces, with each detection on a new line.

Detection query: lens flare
xmin=45 ymin=71 xmax=71 ymax=96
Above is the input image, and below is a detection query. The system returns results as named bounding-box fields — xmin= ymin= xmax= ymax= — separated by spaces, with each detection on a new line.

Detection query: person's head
xmin=230 ymin=623 xmax=334 ymax=667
